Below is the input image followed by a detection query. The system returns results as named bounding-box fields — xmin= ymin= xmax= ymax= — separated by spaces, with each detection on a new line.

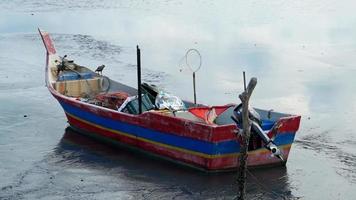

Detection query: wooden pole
xmin=243 ymin=71 xmax=246 ymax=92
xmin=238 ymin=77 xmax=257 ymax=200
xmin=137 ymin=45 xmax=142 ymax=114
xmin=193 ymin=72 xmax=196 ymax=105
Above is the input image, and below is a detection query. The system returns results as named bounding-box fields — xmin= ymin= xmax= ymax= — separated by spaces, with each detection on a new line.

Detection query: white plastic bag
xmin=155 ymin=91 xmax=186 ymax=111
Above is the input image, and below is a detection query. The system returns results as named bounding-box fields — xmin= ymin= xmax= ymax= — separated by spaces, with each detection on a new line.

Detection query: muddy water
xmin=1 ymin=0 xmax=356 ymax=199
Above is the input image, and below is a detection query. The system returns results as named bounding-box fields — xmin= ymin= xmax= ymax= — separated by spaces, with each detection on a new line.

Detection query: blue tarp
xmin=58 ymin=71 xmax=94 ymax=81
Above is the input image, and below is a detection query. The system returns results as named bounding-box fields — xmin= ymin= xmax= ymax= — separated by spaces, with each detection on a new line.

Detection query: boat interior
xmin=48 ymin=55 xmax=291 ymax=129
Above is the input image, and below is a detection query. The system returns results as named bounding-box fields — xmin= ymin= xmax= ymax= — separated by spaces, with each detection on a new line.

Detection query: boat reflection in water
xmin=54 ymin=127 xmax=297 ymax=199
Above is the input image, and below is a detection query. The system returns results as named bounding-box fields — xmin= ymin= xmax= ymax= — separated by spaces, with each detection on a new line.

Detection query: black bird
xmin=55 ymin=59 xmax=66 ymax=75
xmin=95 ymin=65 xmax=105 ymax=75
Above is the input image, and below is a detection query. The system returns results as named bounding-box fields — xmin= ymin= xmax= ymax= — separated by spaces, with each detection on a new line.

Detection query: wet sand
xmin=1 ymin=1 xmax=356 ymax=199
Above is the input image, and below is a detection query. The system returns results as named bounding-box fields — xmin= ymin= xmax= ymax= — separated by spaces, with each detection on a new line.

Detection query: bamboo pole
xmin=238 ymin=77 xmax=257 ymax=200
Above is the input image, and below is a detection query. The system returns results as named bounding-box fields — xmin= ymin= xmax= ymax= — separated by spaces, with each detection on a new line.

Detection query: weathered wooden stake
xmin=238 ymin=77 xmax=257 ymax=200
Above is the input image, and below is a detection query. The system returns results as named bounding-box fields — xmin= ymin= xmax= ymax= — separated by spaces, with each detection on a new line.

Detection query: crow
xmin=95 ymin=65 xmax=105 ymax=75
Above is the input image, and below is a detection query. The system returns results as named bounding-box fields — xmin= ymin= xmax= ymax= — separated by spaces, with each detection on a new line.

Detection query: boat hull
xmin=55 ymin=94 xmax=299 ymax=171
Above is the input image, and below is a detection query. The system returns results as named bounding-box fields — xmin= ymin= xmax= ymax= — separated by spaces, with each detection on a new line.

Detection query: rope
xmin=185 ymin=48 xmax=202 ymax=73
xmin=100 ymin=75 xmax=111 ymax=93
xmin=179 ymin=48 xmax=202 ymax=73
xmin=84 ymin=78 xmax=94 ymax=98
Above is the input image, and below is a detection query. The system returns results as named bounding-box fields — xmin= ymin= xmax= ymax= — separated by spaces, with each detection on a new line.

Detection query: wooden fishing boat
xmin=39 ymin=29 xmax=301 ymax=171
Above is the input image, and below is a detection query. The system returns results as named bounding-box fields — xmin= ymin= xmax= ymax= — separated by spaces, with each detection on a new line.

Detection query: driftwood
xmin=238 ymin=77 xmax=257 ymax=200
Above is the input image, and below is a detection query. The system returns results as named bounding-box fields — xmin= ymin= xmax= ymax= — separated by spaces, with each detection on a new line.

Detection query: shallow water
xmin=1 ymin=0 xmax=356 ymax=199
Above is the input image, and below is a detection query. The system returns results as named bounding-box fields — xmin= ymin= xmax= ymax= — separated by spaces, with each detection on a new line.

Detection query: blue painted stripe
xmin=274 ymin=133 xmax=296 ymax=146
xmin=60 ymin=101 xmax=295 ymax=155
xmin=61 ymin=102 xmax=223 ymax=154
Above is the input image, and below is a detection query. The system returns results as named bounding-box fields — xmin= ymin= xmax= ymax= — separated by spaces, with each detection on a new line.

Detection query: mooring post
xmin=238 ymin=77 xmax=257 ymax=200
xmin=137 ymin=45 xmax=142 ymax=114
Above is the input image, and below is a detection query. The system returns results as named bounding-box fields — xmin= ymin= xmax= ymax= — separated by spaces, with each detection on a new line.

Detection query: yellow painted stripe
xmin=66 ymin=112 xmax=292 ymax=159
xmin=67 ymin=112 xmax=137 ymax=140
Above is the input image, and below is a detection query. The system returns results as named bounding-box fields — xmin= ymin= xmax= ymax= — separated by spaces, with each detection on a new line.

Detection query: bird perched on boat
xmin=55 ymin=55 xmax=68 ymax=76
xmin=95 ymin=65 xmax=105 ymax=75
